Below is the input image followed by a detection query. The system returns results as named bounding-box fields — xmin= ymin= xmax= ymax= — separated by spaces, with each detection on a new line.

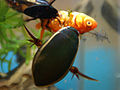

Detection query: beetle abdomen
xmin=24 ymin=4 xmax=58 ymax=19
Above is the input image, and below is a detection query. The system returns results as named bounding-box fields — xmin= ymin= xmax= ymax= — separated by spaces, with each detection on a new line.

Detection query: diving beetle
xmin=6 ymin=0 xmax=97 ymax=41
xmin=5 ymin=0 xmax=58 ymax=19
xmin=24 ymin=25 xmax=98 ymax=87
xmin=24 ymin=0 xmax=58 ymax=19
xmin=23 ymin=0 xmax=97 ymax=42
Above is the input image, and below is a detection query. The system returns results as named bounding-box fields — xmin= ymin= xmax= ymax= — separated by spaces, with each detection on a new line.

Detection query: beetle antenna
xmin=49 ymin=0 xmax=56 ymax=5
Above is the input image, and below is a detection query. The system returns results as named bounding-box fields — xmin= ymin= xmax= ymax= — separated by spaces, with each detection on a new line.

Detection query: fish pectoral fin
xmin=36 ymin=22 xmax=41 ymax=30
xmin=69 ymin=66 xmax=98 ymax=81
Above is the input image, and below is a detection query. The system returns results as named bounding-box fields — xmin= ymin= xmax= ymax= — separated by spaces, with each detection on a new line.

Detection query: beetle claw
xmin=76 ymin=74 xmax=79 ymax=80
xmin=70 ymin=66 xmax=79 ymax=79
xmin=69 ymin=66 xmax=98 ymax=81
xmin=71 ymin=74 xmax=74 ymax=80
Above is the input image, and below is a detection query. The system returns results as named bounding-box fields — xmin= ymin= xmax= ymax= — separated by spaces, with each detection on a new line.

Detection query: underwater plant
xmin=0 ymin=0 xmax=52 ymax=74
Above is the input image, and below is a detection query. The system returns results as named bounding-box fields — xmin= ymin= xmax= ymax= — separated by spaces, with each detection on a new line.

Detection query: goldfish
xmin=36 ymin=10 xmax=97 ymax=40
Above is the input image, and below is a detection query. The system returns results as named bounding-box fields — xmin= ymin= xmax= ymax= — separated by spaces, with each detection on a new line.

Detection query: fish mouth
xmin=93 ymin=21 xmax=98 ymax=29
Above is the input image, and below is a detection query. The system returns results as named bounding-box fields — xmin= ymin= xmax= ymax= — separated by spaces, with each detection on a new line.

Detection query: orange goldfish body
xmin=36 ymin=11 xmax=97 ymax=40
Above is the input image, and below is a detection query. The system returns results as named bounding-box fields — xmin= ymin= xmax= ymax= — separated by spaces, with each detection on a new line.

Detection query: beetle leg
xmin=40 ymin=28 xmax=45 ymax=40
xmin=56 ymin=17 xmax=61 ymax=25
xmin=40 ymin=19 xmax=49 ymax=40
xmin=69 ymin=66 xmax=98 ymax=81
xmin=25 ymin=17 xmax=37 ymax=22
xmin=24 ymin=25 xmax=42 ymax=47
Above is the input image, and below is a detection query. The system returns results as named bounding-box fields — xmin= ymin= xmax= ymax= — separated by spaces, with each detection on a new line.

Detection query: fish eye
xmin=87 ymin=21 xmax=92 ymax=26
